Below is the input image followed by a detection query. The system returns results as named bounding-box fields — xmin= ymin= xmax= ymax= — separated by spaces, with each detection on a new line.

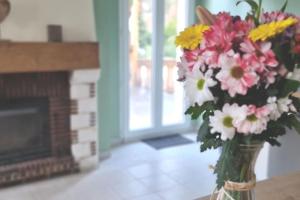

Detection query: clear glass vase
xmin=218 ymin=142 xmax=263 ymax=200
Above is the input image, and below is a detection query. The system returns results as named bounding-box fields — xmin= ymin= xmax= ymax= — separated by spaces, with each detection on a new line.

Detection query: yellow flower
xmin=249 ymin=17 xmax=298 ymax=42
xmin=175 ymin=25 xmax=209 ymax=50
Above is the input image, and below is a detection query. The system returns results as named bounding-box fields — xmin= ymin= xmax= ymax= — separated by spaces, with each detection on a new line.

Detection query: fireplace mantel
xmin=0 ymin=42 xmax=99 ymax=74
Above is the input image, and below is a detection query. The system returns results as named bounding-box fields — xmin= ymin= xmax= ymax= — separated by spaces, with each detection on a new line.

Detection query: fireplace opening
xmin=0 ymin=97 xmax=51 ymax=166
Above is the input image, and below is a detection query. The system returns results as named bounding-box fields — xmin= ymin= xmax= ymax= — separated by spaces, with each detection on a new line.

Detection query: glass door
xmin=121 ymin=0 xmax=195 ymax=140
xmin=162 ymin=0 xmax=187 ymax=126
xmin=129 ymin=0 xmax=154 ymax=131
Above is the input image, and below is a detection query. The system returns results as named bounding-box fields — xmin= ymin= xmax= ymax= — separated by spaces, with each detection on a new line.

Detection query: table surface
xmin=197 ymin=171 xmax=300 ymax=200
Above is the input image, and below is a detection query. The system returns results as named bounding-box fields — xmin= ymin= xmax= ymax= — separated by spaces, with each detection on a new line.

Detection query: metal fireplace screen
xmin=0 ymin=97 xmax=51 ymax=165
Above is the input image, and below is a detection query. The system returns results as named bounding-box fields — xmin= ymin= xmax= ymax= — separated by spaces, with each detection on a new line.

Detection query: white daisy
xmin=287 ymin=68 xmax=300 ymax=81
xmin=278 ymin=97 xmax=297 ymax=113
xmin=216 ymin=54 xmax=259 ymax=97
xmin=236 ymin=105 xmax=270 ymax=135
xmin=267 ymin=97 xmax=281 ymax=120
xmin=267 ymin=97 xmax=296 ymax=121
xmin=209 ymin=104 xmax=248 ymax=141
xmin=184 ymin=68 xmax=217 ymax=106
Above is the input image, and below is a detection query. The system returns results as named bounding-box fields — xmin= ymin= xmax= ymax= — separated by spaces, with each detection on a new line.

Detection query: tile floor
xmin=0 ymin=134 xmax=220 ymax=200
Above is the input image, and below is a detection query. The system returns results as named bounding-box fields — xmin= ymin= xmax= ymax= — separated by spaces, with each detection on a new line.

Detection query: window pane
xmin=162 ymin=0 xmax=186 ymax=126
xmin=129 ymin=0 xmax=153 ymax=130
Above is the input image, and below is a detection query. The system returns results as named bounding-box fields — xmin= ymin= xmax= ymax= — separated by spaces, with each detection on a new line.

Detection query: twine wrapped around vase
xmin=210 ymin=178 xmax=257 ymax=200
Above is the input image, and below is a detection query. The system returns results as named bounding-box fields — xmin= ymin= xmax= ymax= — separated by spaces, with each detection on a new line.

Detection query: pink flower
xmin=201 ymin=13 xmax=254 ymax=69
xmin=232 ymin=19 xmax=254 ymax=38
xmin=263 ymin=71 xmax=278 ymax=87
xmin=183 ymin=48 xmax=205 ymax=72
xmin=261 ymin=11 xmax=289 ymax=23
xmin=240 ymin=40 xmax=279 ymax=87
xmin=248 ymin=105 xmax=270 ymax=118
xmin=214 ymin=12 xmax=234 ymax=31
xmin=216 ymin=54 xmax=259 ymax=97
xmin=236 ymin=105 xmax=270 ymax=135
xmin=201 ymin=13 xmax=236 ymax=68
xmin=240 ymin=40 xmax=279 ymax=73
xmin=177 ymin=57 xmax=189 ymax=81
xmin=293 ymin=44 xmax=300 ymax=54
xmin=278 ymin=64 xmax=289 ymax=77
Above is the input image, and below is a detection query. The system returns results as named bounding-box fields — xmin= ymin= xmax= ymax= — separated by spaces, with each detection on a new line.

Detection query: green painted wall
xmin=93 ymin=0 xmax=121 ymax=152
xmin=196 ymin=0 xmax=300 ymax=16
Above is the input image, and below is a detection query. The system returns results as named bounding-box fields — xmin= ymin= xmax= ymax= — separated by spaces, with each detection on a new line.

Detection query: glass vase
xmin=217 ymin=142 xmax=263 ymax=200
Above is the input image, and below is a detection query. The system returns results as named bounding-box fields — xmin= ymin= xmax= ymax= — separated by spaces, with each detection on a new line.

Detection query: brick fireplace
xmin=0 ymin=72 xmax=78 ymax=186
xmin=0 ymin=42 xmax=99 ymax=187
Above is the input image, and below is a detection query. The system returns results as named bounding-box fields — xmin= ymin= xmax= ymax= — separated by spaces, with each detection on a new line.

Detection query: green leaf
xmin=280 ymin=0 xmax=289 ymax=12
xmin=267 ymin=121 xmax=286 ymax=136
xmin=184 ymin=105 xmax=201 ymax=120
xmin=185 ymin=101 xmax=215 ymax=120
xmin=197 ymin=119 xmax=210 ymax=142
xmin=291 ymin=96 xmax=300 ymax=111
xmin=279 ymin=114 xmax=294 ymax=129
xmin=273 ymin=43 xmax=295 ymax=72
xmin=203 ymin=109 xmax=214 ymax=119
xmin=214 ymin=138 xmax=240 ymax=189
xmin=236 ymin=0 xmax=258 ymax=11
xmin=265 ymin=138 xmax=281 ymax=146
xmin=256 ymin=0 xmax=263 ymax=20
xmin=267 ymin=88 xmax=279 ymax=97
xmin=237 ymin=0 xmax=260 ymax=24
xmin=184 ymin=104 xmax=203 ymax=120
xmin=200 ymin=138 xmax=215 ymax=152
xmin=279 ymin=79 xmax=300 ymax=98
xmin=200 ymin=135 xmax=222 ymax=152
xmin=252 ymin=120 xmax=286 ymax=146
xmin=290 ymin=115 xmax=300 ymax=134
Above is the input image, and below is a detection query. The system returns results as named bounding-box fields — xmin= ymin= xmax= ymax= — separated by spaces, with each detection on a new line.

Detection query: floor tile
xmin=0 ymin=133 xmax=221 ymax=200
xmin=157 ymin=185 xmax=200 ymax=200
xmin=111 ymin=179 xmax=153 ymax=200
xmin=139 ymin=174 xmax=179 ymax=192
xmin=128 ymin=163 xmax=164 ymax=179
xmin=131 ymin=194 xmax=164 ymax=200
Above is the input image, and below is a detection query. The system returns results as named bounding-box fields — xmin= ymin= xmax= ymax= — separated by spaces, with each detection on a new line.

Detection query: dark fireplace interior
xmin=0 ymin=72 xmax=78 ymax=187
xmin=0 ymin=98 xmax=51 ymax=166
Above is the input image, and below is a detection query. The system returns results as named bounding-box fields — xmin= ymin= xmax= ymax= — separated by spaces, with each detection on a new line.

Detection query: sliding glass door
xmin=129 ymin=0 xmax=154 ymax=131
xmin=120 ymin=0 xmax=195 ymax=140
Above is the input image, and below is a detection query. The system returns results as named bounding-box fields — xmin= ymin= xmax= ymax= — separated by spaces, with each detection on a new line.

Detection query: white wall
xmin=1 ymin=0 xmax=96 ymax=42
xmin=255 ymin=143 xmax=270 ymax=181
xmin=268 ymin=130 xmax=300 ymax=177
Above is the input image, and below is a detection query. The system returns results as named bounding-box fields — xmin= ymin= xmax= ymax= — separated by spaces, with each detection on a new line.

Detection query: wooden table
xmin=197 ymin=171 xmax=300 ymax=200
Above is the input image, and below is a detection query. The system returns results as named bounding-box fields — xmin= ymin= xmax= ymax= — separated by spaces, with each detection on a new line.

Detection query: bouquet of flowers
xmin=176 ymin=0 xmax=300 ymax=199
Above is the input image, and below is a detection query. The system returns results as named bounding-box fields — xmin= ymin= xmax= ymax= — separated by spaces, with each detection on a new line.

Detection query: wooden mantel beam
xmin=0 ymin=42 xmax=99 ymax=74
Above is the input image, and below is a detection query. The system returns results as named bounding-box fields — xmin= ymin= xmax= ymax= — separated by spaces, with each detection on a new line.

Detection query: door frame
xmin=119 ymin=0 xmax=196 ymax=142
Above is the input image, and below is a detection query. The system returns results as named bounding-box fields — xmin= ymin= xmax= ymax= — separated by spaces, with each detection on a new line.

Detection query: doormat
xmin=142 ymin=134 xmax=194 ymax=150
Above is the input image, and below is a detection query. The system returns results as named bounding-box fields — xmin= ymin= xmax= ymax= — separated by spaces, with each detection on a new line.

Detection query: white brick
xmin=72 ymin=143 xmax=92 ymax=161
xmin=77 ymin=127 xmax=97 ymax=143
xmin=71 ymin=114 xmax=90 ymax=130
xmin=77 ymin=98 xmax=97 ymax=113
xmin=78 ymin=156 xmax=99 ymax=172
xmin=70 ymin=69 xmax=100 ymax=84
xmin=70 ymin=84 xmax=90 ymax=100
